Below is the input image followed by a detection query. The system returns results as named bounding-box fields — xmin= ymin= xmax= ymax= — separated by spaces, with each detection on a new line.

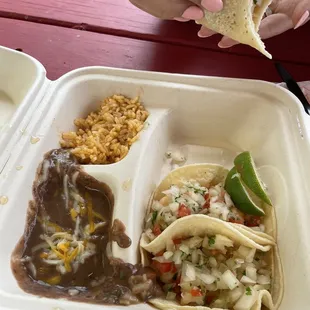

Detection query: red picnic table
xmin=0 ymin=0 xmax=309 ymax=82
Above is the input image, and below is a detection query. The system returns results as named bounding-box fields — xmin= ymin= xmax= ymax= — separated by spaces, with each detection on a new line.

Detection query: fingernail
xmin=197 ymin=29 xmax=215 ymax=38
xmin=218 ymin=41 xmax=237 ymax=48
xmin=174 ymin=17 xmax=190 ymax=22
xmin=294 ymin=10 xmax=309 ymax=29
xmin=201 ymin=0 xmax=223 ymax=12
xmin=182 ymin=6 xmax=204 ymax=20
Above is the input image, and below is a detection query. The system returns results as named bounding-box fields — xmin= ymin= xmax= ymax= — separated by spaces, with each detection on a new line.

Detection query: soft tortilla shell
xmin=196 ymin=0 xmax=272 ymax=58
xmin=140 ymin=215 xmax=283 ymax=310
xmin=149 ymin=163 xmax=276 ymax=242
xmin=153 ymin=164 xmax=228 ymax=201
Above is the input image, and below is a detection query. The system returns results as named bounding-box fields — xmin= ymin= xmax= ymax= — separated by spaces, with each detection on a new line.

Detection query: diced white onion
xmin=237 ymin=246 xmax=256 ymax=263
xmin=163 ymin=251 xmax=174 ymax=260
xmin=209 ymin=257 xmax=218 ymax=268
xmin=166 ymin=291 xmax=176 ymax=300
xmin=173 ymin=250 xmax=183 ymax=265
xmin=213 ymin=234 xmax=234 ymax=252
xmin=257 ymin=274 xmax=271 ymax=285
xmin=202 ymin=236 xmax=209 ymax=248
xmin=222 ymin=270 xmax=240 ymax=290
xmin=240 ymin=275 xmax=256 ymax=285
xmin=246 ymin=266 xmax=257 ymax=282
xmin=183 ymin=263 xmax=196 ymax=282
xmin=209 ymin=188 xmax=219 ymax=197
xmin=233 ymin=287 xmax=257 ymax=310
xmin=229 ymin=285 xmax=244 ymax=303
xmin=210 ymin=202 xmax=225 ymax=216
xmin=191 ymin=249 xmax=199 ymax=265
xmin=169 ymin=202 xmax=179 ymax=212
xmin=224 ymin=192 xmax=234 ymax=208
xmin=197 ymin=273 xmax=216 ymax=285
xmin=179 ymin=244 xmax=190 ymax=255
xmin=152 ymin=201 xmax=164 ymax=211
xmin=162 ymin=186 xmax=180 ymax=197
xmin=152 ymin=256 xmax=169 ymax=263
xmin=188 ymin=236 xmax=203 ymax=249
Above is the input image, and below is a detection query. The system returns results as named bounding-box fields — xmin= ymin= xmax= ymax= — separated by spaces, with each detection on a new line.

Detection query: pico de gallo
xmin=150 ymin=234 xmax=272 ymax=309
xmin=145 ymin=180 xmax=264 ymax=241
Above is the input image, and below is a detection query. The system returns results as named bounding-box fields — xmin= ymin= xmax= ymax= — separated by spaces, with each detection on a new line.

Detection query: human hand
xmin=129 ymin=0 xmax=223 ymax=21
xmin=198 ymin=0 xmax=310 ymax=48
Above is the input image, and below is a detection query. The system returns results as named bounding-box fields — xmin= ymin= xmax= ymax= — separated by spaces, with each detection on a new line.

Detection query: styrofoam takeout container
xmin=0 ymin=45 xmax=310 ymax=310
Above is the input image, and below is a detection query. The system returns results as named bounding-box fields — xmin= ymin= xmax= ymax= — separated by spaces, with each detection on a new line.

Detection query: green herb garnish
xmin=208 ymin=236 xmax=216 ymax=247
xmin=246 ymin=287 xmax=252 ymax=296
xmin=151 ymin=211 xmax=158 ymax=225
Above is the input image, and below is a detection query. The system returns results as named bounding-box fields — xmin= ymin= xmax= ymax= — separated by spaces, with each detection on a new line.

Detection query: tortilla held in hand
xmin=196 ymin=0 xmax=272 ymax=59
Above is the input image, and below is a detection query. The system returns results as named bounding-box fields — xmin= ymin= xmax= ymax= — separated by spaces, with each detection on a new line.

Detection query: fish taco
xmin=143 ymin=163 xmax=277 ymax=245
xmin=196 ymin=0 xmax=272 ymax=58
xmin=140 ymin=215 xmax=283 ymax=310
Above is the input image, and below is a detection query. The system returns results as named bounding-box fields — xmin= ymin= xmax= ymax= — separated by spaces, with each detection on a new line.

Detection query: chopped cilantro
xmin=208 ymin=236 xmax=216 ymax=247
xmin=246 ymin=287 xmax=252 ymax=296
xmin=151 ymin=211 xmax=158 ymax=225
xmin=167 ymin=284 xmax=174 ymax=291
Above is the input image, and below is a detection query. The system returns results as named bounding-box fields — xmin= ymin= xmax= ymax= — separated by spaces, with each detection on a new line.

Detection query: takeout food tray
xmin=0 ymin=45 xmax=310 ymax=310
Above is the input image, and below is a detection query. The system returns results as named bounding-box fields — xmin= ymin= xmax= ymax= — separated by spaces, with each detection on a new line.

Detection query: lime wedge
xmin=224 ymin=167 xmax=265 ymax=216
xmin=234 ymin=152 xmax=272 ymax=206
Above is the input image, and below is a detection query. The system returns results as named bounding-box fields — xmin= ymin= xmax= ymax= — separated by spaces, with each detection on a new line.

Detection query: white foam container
xmin=0 ymin=45 xmax=310 ymax=309
xmin=0 ymin=46 xmax=48 ymax=173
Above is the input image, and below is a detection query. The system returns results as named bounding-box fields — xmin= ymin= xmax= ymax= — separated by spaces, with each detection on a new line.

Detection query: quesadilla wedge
xmin=196 ymin=0 xmax=272 ymax=58
xmin=143 ymin=164 xmax=277 ymax=245
xmin=140 ymin=215 xmax=283 ymax=310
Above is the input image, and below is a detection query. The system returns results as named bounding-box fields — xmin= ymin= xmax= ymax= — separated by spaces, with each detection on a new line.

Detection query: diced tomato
xmin=174 ymin=275 xmax=181 ymax=294
xmin=203 ymin=194 xmax=210 ymax=209
xmin=173 ymin=238 xmax=183 ymax=245
xmin=191 ymin=287 xmax=203 ymax=297
xmin=228 ymin=218 xmax=244 ymax=225
xmin=155 ymin=250 xmax=165 ymax=257
xmin=153 ymin=224 xmax=162 ymax=236
xmin=152 ymin=261 xmax=173 ymax=274
xmin=209 ymin=249 xmax=221 ymax=256
xmin=244 ymin=215 xmax=261 ymax=227
xmin=171 ymin=263 xmax=177 ymax=274
xmin=205 ymin=293 xmax=217 ymax=305
xmin=178 ymin=204 xmax=191 ymax=218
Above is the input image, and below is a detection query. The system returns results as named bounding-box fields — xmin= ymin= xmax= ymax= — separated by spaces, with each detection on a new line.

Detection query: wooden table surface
xmin=0 ymin=0 xmax=309 ymax=81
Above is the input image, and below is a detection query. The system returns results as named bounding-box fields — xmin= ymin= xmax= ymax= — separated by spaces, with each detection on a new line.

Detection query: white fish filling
xmin=146 ymin=180 xmax=249 ymax=239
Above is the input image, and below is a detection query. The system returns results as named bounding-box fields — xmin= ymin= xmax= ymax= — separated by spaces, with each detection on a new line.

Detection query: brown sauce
xmin=11 ymin=149 xmax=162 ymax=305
